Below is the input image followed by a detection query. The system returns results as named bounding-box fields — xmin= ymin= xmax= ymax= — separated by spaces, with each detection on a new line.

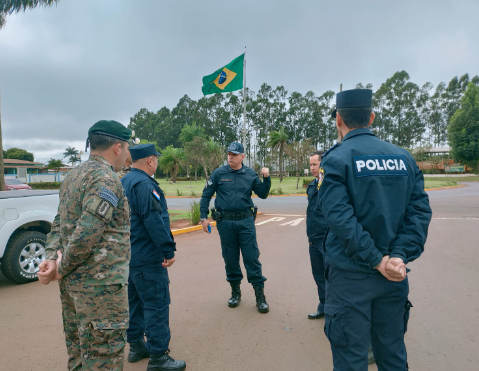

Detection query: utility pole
xmin=337 ymin=84 xmax=343 ymax=144
xmin=0 ymin=85 xmax=5 ymax=191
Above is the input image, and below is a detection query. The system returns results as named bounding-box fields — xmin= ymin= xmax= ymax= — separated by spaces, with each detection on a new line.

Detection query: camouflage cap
xmin=86 ymin=120 xmax=133 ymax=151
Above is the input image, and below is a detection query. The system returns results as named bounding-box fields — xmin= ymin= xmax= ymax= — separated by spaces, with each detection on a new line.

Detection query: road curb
xmin=424 ymin=184 xmax=466 ymax=191
xmin=172 ymin=221 xmax=217 ymax=236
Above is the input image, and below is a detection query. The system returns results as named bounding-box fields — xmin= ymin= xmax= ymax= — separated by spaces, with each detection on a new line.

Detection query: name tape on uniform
xmin=353 ymin=155 xmax=408 ymax=177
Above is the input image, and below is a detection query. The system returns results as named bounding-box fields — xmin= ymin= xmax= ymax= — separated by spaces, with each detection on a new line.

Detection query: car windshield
xmin=5 ymin=179 xmax=24 ymax=185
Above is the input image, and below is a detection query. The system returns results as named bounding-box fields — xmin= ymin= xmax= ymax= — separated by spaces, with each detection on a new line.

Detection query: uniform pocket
xmin=404 ymin=299 xmax=413 ymax=334
xmin=324 ymin=303 xmax=348 ymax=347
xmin=87 ymin=316 xmax=128 ymax=358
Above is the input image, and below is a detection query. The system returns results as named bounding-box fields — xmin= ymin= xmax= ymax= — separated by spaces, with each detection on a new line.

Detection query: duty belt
xmin=218 ymin=210 xmax=253 ymax=221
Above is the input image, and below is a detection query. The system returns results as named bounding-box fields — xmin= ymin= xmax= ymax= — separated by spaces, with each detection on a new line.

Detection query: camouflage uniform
xmin=116 ymin=166 xmax=131 ymax=179
xmin=46 ymin=155 xmax=131 ymax=371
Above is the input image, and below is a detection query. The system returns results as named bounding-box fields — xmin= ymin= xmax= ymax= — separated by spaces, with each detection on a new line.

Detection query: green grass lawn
xmin=168 ymin=210 xmax=190 ymax=222
xmin=157 ymin=175 xmax=479 ymax=196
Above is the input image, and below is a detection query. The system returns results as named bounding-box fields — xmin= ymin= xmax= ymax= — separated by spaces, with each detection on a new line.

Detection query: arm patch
xmin=96 ymin=199 xmax=112 ymax=217
xmin=99 ymin=187 xmax=119 ymax=207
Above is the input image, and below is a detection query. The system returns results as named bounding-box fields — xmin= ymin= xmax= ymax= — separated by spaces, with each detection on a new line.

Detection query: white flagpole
xmin=242 ymin=51 xmax=247 ymax=163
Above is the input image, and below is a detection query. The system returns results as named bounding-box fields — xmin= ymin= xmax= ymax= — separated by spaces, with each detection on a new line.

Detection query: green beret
xmin=88 ymin=120 xmax=132 ymax=142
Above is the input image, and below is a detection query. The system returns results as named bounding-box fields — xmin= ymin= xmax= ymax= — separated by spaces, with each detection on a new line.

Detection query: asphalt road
xmin=0 ymin=183 xmax=478 ymax=370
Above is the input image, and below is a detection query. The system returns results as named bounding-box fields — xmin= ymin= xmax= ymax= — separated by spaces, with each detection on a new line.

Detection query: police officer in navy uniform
xmin=200 ymin=142 xmax=271 ymax=313
xmin=318 ymin=89 xmax=432 ymax=371
xmin=306 ymin=151 xmax=329 ymax=319
xmin=121 ymin=144 xmax=186 ymax=371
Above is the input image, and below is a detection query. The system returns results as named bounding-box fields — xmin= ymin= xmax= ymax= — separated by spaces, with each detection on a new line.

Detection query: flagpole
xmin=242 ymin=50 xmax=247 ymax=160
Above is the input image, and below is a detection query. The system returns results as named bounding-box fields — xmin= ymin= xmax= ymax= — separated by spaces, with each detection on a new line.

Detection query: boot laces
xmin=163 ymin=349 xmax=174 ymax=362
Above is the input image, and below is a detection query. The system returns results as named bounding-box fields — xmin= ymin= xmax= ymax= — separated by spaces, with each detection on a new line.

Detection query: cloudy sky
xmin=1 ymin=0 xmax=478 ymax=163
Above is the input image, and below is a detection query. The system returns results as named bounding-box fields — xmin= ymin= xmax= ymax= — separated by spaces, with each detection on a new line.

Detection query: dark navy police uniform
xmin=306 ymin=178 xmax=329 ymax=313
xmin=318 ymin=90 xmax=432 ymax=371
xmin=200 ymin=163 xmax=271 ymax=287
xmin=121 ymin=161 xmax=176 ymax=355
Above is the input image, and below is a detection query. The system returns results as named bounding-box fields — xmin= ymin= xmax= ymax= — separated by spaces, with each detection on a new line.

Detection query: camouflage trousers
xmin=59 ymin=280 xmax=129 ymax=371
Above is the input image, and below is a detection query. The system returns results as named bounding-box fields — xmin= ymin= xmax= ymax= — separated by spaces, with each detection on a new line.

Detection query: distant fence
xmin=28 ymin=172 xmax=68 ymax=183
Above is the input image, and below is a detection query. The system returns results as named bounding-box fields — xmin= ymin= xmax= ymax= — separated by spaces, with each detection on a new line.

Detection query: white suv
xmin=0 ymin=190 xmax=59 ymax=283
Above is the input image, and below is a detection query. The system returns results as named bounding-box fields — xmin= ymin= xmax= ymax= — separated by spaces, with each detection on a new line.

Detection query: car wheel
xmin=1 ymin=231 xmax=47 ymax=284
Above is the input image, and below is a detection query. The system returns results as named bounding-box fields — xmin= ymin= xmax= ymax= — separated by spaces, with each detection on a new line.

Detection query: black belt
xmin=220 ymin=210 xmax=253 ymax=220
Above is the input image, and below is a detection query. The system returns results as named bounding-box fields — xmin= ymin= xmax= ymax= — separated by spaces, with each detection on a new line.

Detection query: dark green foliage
xmin=0 ymin=0 xmax=59 ymax=29
xmin=448 ymin=83 xmax=479 ymax=170
xmin=28 ymin=181 xmax=61 ymax=189
xmin=4 ymin=147 xmax=34 ymax=161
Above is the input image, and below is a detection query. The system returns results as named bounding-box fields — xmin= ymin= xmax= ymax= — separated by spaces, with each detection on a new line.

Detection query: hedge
xmin=28 ymin=182 xmax=62 ymax=190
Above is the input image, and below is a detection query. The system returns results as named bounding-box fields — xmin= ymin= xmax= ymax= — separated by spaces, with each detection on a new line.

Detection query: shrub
xmin=176 ymin=189 xmax=183 ymax=196
xmin=269 ymin=188 xmax=277 ymax=195
xmin=302 ymin=178 xmax=315 ymax=187
xmin=190 ymin=190 xmax=197 ymax=197
xmin=28 ymin=182 xmax=62 ymax=190
xmin=277 ymin=187 xmax=284 ymax=195
xmin=189 ymin=200 xmax=201 ymax=225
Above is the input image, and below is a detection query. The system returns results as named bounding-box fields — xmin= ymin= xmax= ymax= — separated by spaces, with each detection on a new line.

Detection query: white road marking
xmin=432 ymin=217 xmax=479 ymax=220
xmin=255 ymin=217 xmax=286 ymax=225
xmin=279 ymin=218 xmax=305 ymax=226
xmin=263 ymin=214 xmax=306 ymax=217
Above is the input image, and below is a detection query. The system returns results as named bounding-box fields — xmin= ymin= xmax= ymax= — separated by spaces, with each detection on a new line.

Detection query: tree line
xmin=130 ymin=70 xmax=479 ymax=178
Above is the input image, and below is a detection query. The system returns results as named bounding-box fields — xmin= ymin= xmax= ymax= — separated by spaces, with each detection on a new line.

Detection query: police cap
xmin=226 ymin=142 xmax=244 ymax=154
xmin=129 ymin=143 xmax=162 ymax=161
xmin=331 ymin=89 xmax=373 ymax=118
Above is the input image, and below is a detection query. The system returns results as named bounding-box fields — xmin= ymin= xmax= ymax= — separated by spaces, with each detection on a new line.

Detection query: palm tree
xmin=0 ymin=1 xmax=61 ymax=191
xmin=0 ymin=1 xmax=59 ymax=29
xmin=63 ymin=146 xmax=79 ymax=166
xmin=159 ymin=146 xmax=185 ymax=183
xmin=268 ymin=128 xmax=289 ymax=182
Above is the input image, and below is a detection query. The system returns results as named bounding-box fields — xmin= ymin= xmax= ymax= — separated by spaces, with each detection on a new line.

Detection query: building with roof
xmin=3 ymin=159 xmax=48 ymax=183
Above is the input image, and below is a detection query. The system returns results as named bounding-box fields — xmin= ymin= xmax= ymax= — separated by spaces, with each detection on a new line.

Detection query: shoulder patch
xmin=96 ymin=199 xmax=112 ymax=218
xmin=353 ymin=155 xmax=408 ymax=177
xmin=204 ymin=179 xmax=213 ymax=190
xmin=99 ymin=187 xmax=119 ymax=207
xmin=152 ymin=189 xmax=160 ymax=201
xmin=317 ymin=168 xmax=325 ymax=189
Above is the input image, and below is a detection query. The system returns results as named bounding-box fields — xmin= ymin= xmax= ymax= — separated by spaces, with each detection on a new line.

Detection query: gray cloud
xmin=1 ymin=0 xmax=478 ymax=163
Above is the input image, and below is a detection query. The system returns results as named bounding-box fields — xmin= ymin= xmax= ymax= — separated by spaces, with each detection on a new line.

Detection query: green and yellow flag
xmin=202 ymin=54 xmax=244 ymax=96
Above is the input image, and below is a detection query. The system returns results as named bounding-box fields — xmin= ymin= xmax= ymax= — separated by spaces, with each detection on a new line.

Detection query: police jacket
xmin=318 ymin=128 xmax=432 ymax=274
xmin=306 ymin=179 xmax=329 ymax=244
xmin=121 ymin=168 xmax=176 ymax=267
xmin=200 ymin=164 xmax=271 ymax=218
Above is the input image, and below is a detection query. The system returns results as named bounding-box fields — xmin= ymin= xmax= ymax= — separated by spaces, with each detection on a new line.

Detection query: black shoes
xmin=253 ymin=286 xmax=269 ymax=313
xmin=127 ymin=339 xmax=149 ymax=363
xmin=368 ymin=345 xmax=376 ymax=365
xmin=308 ymin=310 xmax=325 ymax=319
xmin=147 ymin=350 xmax=186 ymax=371
xmin=228 ymin=283 xmax=241 ymax=308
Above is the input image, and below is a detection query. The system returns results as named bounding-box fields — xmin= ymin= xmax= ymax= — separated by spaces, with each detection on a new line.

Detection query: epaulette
xmin=321 ymin=142 xmax=341 ymax=159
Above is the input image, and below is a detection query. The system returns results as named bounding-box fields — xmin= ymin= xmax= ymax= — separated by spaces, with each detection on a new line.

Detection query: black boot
xmin=147 ymin=350 xmax=186 ymax=371
xmin=127 ymin=339 xmax=149 ymax=363
xmin=228 ymin=283 xmax=241 ymax=308
xmin=253 ymin=286 xmax=269 ymax=313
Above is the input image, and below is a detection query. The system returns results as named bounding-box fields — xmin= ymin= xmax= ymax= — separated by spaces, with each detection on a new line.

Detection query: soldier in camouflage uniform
xmin=117 ymin=150 xmax=132 ymax=179
xmin=38 ymin=120 xmax=134 ymax=371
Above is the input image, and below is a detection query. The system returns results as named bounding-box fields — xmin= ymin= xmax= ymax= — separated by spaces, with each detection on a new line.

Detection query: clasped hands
xmin=37 ymin=250 xmax=63 ymax=285
xmin=376 ymin=255 xmax=407 ymax=282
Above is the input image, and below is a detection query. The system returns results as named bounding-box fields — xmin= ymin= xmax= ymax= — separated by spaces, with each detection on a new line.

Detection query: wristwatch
xmin=200 ymin=218 xmax=206 ymax=222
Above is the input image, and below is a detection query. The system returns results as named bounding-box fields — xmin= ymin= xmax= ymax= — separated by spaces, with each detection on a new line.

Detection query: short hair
xmin=309 ymin=150 xmax=323 ymax=159
xmin=337 ymin=107 xmax=372 ymax=129
xmin=90 ymin=133 xmax=124 ymax=151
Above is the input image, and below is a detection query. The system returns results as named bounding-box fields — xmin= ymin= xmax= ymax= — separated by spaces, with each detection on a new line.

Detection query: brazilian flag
xmin=202 ymin=54 xmax=244 ymax=96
